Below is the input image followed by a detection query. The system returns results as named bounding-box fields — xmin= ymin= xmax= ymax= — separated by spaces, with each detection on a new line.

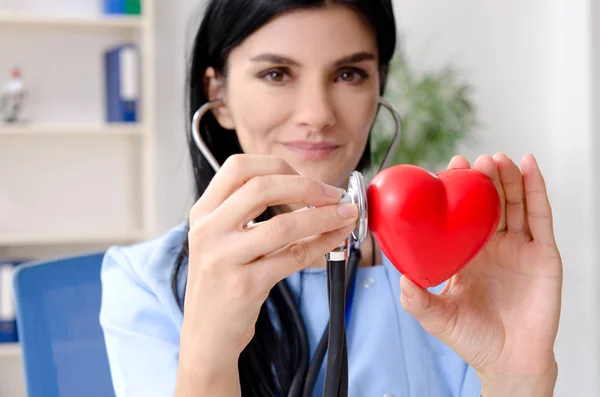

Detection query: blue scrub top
xmin=99 ymin=223 xmax=482 ymax=397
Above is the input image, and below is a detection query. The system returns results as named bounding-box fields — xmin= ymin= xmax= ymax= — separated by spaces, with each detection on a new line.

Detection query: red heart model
xmin=367 ymin=164 xmax=501 ymax=288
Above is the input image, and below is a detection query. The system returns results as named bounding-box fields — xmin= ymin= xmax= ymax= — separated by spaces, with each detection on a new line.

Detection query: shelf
xmin=0 ymin=11 xmax=145 ymax=30
xmin=0 ymin=343 xmax=20 ymax=358
xmin=0 ymin=123 xmax=144 ymax=137
xmin=0 ymin=230 xmax=148 ymax=247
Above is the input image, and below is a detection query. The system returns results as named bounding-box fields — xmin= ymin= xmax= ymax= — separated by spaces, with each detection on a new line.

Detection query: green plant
xmin=370 ymin=47 xmax=478 ymax=177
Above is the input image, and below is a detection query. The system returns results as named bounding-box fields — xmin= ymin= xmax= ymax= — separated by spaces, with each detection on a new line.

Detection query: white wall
xmin=152 ymin=0 xmax=203 ymax=233
xmin=392 ymin=0 xmax=598 ymax=395
xmin=593 ymin=0 xmax=600 ymax=244
xmin=549 ymin=1 xmax=598 ymax=395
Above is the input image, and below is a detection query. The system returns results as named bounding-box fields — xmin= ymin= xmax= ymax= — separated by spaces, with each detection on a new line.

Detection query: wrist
xmin=176 ymin=352 xmax=240 ymax=397
xmin=479 ymin=361 xmax=558 ymax=397
xmin=178 ymin=332 xmax=241 ymax=376
xmin=179 ymin=319 xmax=244 ymax=369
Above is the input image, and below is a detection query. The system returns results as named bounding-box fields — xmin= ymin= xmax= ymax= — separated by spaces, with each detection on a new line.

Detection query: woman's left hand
xmin=399 ymin=153 xmax=562 ymax=396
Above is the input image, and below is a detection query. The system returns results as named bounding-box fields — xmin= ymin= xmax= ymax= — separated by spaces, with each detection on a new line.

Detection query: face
xmin=207 ymin=5 xmax=381 ymax=188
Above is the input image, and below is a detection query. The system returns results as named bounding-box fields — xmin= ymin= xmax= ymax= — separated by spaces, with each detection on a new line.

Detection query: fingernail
xmin=400 ymin=276 xmax=416 ymax=302
xmin=402 ymin=288 xmax=413 ymax=302
xmin=324 ymin=184 xmax=342 ymax=199
xmin=494 ymin=152 xmax=509 ymax=161
xmin=337 ymin=203 xmax=358 ymax=218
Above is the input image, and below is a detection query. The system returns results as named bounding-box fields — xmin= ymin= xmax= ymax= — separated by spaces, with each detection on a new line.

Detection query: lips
xmin=281 ymin=141 xmax=341 ymax=160
xmin=283 ymin=141 xmax=340 ymax=150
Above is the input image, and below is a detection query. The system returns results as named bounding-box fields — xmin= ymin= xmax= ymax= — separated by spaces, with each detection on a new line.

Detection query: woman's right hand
xmin=176 ymin=154 xmax=358 ymax=394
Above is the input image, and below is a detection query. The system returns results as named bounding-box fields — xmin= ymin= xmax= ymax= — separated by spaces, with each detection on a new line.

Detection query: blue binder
xmin=104 ymin=44 xmax=140 ymax=123
xmin=103 ymin=0 xmax=124 ymax=14
xmin=0 ymin=261 xmax=18 ymax=343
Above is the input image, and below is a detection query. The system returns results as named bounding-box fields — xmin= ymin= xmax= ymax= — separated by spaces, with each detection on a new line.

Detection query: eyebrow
xmin=249 ymin=51 xmax=377 ymax=67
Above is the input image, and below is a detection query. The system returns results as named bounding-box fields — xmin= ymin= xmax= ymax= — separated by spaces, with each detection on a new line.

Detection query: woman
xmin=99 ymin=1 xmax=563 ymax=396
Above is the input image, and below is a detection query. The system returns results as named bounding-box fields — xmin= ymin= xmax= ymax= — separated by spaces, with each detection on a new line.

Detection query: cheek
xmin=225 ymin=80 xmax=293 ymax=153
xmin=334 ymin=89 xmax=379 ymax=142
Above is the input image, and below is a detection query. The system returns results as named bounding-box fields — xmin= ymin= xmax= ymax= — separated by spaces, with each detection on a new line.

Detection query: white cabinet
xmin=0 ymin=1 xmax=157 ymax=395
xmin=0 ymin=1 xmax=157 ymax=259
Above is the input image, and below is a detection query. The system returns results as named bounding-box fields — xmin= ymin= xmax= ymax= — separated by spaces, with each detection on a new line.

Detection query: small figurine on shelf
xmin=0 ymin=67 xmax=27 ymax=124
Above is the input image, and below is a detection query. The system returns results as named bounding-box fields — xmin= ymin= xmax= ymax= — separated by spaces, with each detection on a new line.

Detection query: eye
xmin=259 ymin=67 xmax=291 ymax=83
xmin=336 ymin=68 xmax=369 ymax=83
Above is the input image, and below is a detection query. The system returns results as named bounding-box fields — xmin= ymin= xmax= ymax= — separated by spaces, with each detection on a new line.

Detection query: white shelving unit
xmin=0 ymin=0 xmax=157 ymax=259
xmin=0 ymin=230 xmax=147 ymax=246
xmin=0 ymin=11 xmax=146 ymax=29
xmin=0 ymin=343 xmax=20 ymax=359
xmin=0 ymin=2 xmax=156 ymax=394
xmin=0 ymin=123 xmax=144 ymax=136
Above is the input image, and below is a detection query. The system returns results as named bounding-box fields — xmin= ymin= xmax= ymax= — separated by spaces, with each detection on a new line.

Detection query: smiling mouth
xmin=281 ymin=141 xmax=341 ymax=160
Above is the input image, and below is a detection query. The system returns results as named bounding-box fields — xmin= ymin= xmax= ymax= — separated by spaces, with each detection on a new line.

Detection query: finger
xmin=228 ymin=203 xmax=358 ymax=265
xmin=399 ymin=275 xmax=458 ymax=344
xmin=242 ymin=206 xmax=312 ymax=231
xmin=493 ymin=153 xmax=525 ymax=233
xmin=521 ymin=153 xmax=555 ymax=246
xmin=447 ymin=155 xmax=471 ymax=169
xmin=255 ymin=223 xmax=356 ymax=286
xmin=474 ymin=154 xmax=506 ymax=231
xmin=215 ymin=174 xmax=343 ymax=229
xmin=190 ymin=154 xmax=300 ymax=221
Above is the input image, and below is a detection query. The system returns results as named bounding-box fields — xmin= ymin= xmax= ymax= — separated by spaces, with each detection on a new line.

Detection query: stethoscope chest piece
xmin=340 ymin=171 xmax=368 ymax=247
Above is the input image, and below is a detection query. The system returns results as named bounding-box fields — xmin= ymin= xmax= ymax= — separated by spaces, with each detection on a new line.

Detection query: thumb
xmin=400 ymin=275 xmax=458 ymax=343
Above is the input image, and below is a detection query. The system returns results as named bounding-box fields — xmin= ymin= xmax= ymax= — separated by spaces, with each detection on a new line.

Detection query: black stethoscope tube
xmin=281 ymin=246 xmax=361 ymax=397
xmin=323 ymin=255 xmax=347 ymax=396
xmin=278 ymin=279 xmax=310 ymax=397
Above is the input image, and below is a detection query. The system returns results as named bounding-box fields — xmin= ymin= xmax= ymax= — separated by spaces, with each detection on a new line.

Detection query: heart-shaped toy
xmin=367 ymin=164 xmax=501 ymax=288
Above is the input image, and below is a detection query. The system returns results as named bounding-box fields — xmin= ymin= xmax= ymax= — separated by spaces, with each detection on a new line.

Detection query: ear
xmin=204 ymin=67 xmax=235 ymax=130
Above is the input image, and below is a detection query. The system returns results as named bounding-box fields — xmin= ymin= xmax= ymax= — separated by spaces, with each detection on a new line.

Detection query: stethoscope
xmin=191 ymin=97 xmax=403 ymax=397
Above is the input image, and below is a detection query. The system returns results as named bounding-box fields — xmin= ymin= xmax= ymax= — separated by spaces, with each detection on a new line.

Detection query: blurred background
xmin=0 ymin=0 xmax=597 ymax=396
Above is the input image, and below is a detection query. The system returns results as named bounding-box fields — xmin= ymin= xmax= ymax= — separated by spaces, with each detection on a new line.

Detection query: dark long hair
xmin=172 ymin=1 xmax=397 ymax=396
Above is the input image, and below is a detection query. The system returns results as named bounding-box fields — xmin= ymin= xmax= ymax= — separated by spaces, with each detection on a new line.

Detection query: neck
xmin=359 ymin=231 xmax=381 ymax=267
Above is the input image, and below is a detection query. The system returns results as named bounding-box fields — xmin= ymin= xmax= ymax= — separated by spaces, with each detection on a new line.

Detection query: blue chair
xmin=12 ymin=252 xmax=116 ymax=397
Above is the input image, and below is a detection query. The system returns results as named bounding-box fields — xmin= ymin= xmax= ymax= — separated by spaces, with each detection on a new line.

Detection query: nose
xmin=293 ymin=79 xmax=336 ymax=133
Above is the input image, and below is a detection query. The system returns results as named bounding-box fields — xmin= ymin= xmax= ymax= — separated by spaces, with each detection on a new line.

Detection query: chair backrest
xmin=13 ymin=252 xmax=116 ymax=397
